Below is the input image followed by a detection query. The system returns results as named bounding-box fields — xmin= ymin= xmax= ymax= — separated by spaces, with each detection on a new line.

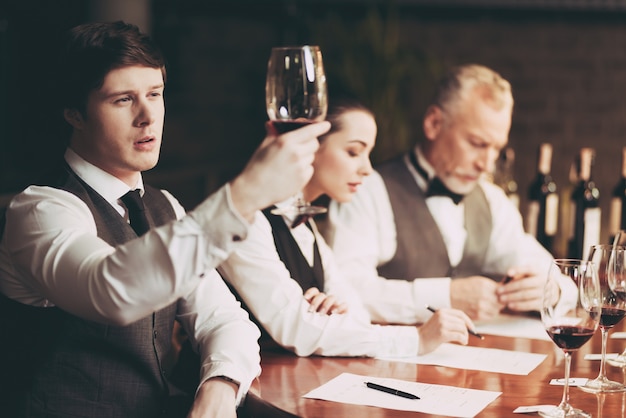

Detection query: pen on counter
xmin=425 ymin=305 xmax=485 ymax=340
xmin=365 ymin=382 xmax=420 ymax=400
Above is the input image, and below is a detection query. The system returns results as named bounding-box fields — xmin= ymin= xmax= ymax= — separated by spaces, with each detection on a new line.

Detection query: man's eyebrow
xmin=103 ymin=84 xmax=165 ymax=98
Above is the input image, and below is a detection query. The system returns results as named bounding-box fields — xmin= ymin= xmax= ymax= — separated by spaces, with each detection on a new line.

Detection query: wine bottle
xmin=525 ymin=143 xmax=558 ymax=253
xmin=554 ymin=161 xmax=578 ymax=258
xmin=567 ymin=147 xmax=601 ymax=260
xmin=493 ymin=147 xmax=519 ymax=209
xmin=609 ymin=147 xmax=626 ymax=244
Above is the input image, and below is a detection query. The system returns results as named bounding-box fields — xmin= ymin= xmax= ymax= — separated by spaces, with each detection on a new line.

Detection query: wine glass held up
xmin=540 ymin=259 xmax=601 ymax=418
xmin=579 ymin=245 xmax=626 ymax=393
xmin=265 ymin=45 xmax=328 ymax=222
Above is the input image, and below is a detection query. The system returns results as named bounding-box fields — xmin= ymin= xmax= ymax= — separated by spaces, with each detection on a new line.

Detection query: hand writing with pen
xmin=417 ymin=307 xmax=476 ymax=355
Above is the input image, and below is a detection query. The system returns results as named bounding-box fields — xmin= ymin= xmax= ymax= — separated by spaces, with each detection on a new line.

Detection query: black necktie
xmin=121 ymin=189 xmax=150 ymax=236
xmin=408 ymin=151 xmax=465 ymax=205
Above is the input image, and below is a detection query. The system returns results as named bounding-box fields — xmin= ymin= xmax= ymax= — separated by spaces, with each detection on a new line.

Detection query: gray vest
xmin=3 ymin=166 xmax=180 ymax=417
xmin=376 ymin=155 xmax=492 ymax=280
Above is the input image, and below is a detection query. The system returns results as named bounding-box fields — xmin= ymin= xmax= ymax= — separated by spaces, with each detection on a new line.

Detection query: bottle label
xmin=545 ymin=194 xmax=559 ymax=236
xmin=568 ymin=202 xmax=577 ymax=240
xmin=609 ymin=197 xmax=622 ymax=238
xmin=526 ymin=201 xmax=539 ymax=236
xmin=583 ymin=207 xmax=601 ymax=260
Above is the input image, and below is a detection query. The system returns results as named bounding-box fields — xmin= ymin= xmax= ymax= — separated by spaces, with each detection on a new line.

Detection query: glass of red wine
xmin=607 ymin=236 xmax=626 ymax=368
xmin=265 ymin=45 xmax=328 ymax=220
xmin=579 ymin=245 xmax=626 ymax=393
xmin=540 ymin=259 xmax=601 ymax=418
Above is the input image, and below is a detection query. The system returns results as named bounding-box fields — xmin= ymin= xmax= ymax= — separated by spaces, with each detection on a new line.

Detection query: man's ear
xmin=63 ymin=108 xmax=84 ymax=129
xmin=423 ymin=105 xmax=444 ymax=142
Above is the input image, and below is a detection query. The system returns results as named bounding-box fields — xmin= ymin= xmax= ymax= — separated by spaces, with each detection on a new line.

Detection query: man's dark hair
xmin=58 ymin=21 xmax=167 ymax=115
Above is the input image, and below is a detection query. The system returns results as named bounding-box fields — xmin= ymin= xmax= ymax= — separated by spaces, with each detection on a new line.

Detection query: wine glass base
xmin=270 ymin=205 xmax=327 ymax=217
xmin=578 ymin=377 xmax=626 ymax=393
xmin=538 ymin=406 xmax=591 ymax=418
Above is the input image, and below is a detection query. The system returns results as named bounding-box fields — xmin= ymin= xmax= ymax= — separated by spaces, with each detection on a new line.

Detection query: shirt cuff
xmin=188 ymin=184 xmax=250 ymax=250
xmin=197 ymin=363 xmax=255 ymax=407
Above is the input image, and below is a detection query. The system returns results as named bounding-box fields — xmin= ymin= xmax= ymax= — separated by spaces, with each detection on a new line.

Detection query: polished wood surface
xmin=251 ymin=320 xmax=626 ymax=417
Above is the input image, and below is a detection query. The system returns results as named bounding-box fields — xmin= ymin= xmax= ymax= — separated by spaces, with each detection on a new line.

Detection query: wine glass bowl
xmin=540 ymin=259 xmax=601 ymax=418
xmin=265 ymin=45 xmax=328 ymax=220
xmin=579 ymin=245 xmax=626 ymax=393
xmin=266 ymin=45 xmax=327 ymax=125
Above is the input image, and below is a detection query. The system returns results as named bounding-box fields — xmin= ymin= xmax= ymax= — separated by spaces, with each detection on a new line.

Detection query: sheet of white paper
xmin=377 ymin=343 xmax=546 ymax=375
xmin=584 ymin=353 xmax=618 ymax=360
xmin=302 ymin=372 xmax=501 ymax=418
xmin=474 ymin=313 xmax=551 ymax=340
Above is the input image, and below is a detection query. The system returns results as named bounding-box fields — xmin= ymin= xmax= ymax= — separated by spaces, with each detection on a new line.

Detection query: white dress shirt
xmin=218 ymin=201 xmax=421 ymax=358
xmin=325 ymin=146 xmax=577 ymax=325
xmin=0 ymin=148 xmax=260 ymax=403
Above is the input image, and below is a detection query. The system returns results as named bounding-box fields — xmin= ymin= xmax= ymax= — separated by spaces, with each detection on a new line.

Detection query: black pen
xmin=425 ymin=305 xmax=485 ymax=340
xmin=365 ymin=382 xmax=420 ymax=400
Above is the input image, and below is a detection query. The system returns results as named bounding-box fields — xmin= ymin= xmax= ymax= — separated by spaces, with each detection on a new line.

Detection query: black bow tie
xmin=426 ymin=177 xmax=465 ymax=205
xmin=408 ymin=150 xmax=465 ymax=205
xmin=291 ymin=214 xmax=312 ymax=228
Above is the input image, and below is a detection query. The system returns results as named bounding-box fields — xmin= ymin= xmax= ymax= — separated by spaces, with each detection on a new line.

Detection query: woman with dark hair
xmin=219 ymin=96 xmax=476 ymax=358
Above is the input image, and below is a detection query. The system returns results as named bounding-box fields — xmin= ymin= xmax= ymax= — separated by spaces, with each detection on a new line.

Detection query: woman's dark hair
xmin=58 ymin=21 xmax=166 ymax=115
xmin=320 ymin=95 xmax=374 ymax=140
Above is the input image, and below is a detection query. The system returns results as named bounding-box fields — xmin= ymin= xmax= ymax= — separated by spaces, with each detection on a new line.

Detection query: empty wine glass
xmin=265 ymin=45 xmax=328 ymax=220
xmin=579 ymin=245 xmax=626 ymax=393
xmin=540 ymin=259 xmax=601 ymax=418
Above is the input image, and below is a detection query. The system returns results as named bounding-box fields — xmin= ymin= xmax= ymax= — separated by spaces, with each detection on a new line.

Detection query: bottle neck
xmin=537 ymin=143 xmax=553 ymax=175
xmin=578 ymin=147 xmax=594 ymax=182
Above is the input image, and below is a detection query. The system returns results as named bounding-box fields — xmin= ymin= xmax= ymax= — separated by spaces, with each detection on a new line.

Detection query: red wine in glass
xmin=272 ymin=120 xmax=314 ymax=134
xmin=546 ymin=325 xmax=596 ymax=351
xmin=599 ymin=307 xmax=626 ymax=328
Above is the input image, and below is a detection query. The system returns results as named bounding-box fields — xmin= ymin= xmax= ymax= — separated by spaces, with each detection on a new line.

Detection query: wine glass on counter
xmin=579 ymin=245 xmax=626 ymax=393
xmin=265 ymin=45 xmax=328 ymax=219
xmin=607 ymin=231 xmax=626 ymax=368
xmin=540 ymin=259 xmax=601 ymax=418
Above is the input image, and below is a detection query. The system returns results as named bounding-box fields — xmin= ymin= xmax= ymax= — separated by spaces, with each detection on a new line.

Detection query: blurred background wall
xmin=2 ymin=0 xmax=626 ymax=254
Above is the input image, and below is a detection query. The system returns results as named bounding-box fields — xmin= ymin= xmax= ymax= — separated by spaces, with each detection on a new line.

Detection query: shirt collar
xmin=64 ymin=148 xmax=145 ymax=207
xmin=414 ymin=146 xmax=436 ymax=180
xmin=405 ymin=145 xmax=434 ymax=192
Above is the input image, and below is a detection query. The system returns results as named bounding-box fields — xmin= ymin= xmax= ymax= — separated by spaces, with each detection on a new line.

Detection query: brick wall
xmin=4 ymin=1 xmax=626 ymax=249
xmin=147 ymin=5 xmax=626 ymax=250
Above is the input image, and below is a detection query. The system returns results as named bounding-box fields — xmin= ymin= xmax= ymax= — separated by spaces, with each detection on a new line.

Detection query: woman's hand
xmin=303 ymin=287 xmax=348 ymax=315
xmin=417 ymin=308 xmax=475 ymax=355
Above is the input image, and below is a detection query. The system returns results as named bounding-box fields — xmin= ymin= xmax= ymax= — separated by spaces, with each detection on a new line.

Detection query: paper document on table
xmin=303 ymin=372 xmax=501 ymax=417
xmin=474 ymin=313 xmax=550 ymax=340
xmin=377 ymin=343 xmax=546 ymax=375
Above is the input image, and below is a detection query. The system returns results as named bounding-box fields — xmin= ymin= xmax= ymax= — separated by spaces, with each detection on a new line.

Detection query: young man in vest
xmin=0 ymin=21 xmax=329 ymax=417
xmin=324 ymin=64 xmax=576 ymax=325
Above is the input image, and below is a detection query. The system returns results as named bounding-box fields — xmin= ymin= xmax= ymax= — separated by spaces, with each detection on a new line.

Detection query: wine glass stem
xmin=599 ymin=328 xmax=609 ymax=379
xmin=559 ymin=352 xmax=573 ymax=410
